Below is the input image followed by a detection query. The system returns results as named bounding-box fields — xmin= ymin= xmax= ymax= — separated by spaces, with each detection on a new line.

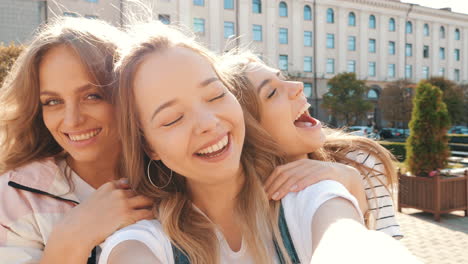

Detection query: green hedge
xmin=378 ymin=141 xmax=406 ymax=162
xmin=0 ymin=43 xmax=23 ymax=86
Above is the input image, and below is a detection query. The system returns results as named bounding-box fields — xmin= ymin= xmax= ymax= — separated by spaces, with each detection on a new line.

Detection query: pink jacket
xmin=0 ymin=158 xmax=80 ymax=264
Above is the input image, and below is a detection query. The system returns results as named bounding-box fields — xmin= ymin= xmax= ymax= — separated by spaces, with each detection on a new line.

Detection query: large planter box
xmin=398 ymin=170 xmax=468 ymax=221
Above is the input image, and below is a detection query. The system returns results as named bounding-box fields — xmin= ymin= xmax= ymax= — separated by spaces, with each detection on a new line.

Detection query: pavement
xmin=396 ymin=209 xmax=468 ymax=264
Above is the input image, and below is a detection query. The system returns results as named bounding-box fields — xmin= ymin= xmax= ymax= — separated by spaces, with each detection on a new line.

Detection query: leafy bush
xmin=378 ymin=141 xmax=406 ymax=162
xmin=0 ymin=43 xmax=23 ymax=86
xmin=405 ymin=81 xmax=451 ymax=176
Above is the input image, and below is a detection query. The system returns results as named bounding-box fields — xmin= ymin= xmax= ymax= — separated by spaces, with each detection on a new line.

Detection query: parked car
xmin=346 ymin=126 xmax=380 ymax=140
xmin=449 ymin=126 xmax=468 ymax=134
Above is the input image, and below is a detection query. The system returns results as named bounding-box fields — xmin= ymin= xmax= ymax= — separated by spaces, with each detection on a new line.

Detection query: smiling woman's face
xmin=39 ymin=45 xmax=119 ymax=163
xmin=133 ymin=46 xmax=245 ymax=185
xmin=245 ymin=63 xmax=325 ymax=160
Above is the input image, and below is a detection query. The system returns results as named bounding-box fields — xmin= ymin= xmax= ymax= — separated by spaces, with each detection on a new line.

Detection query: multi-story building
xmin=1 ymin=0 xmax=467 ymax=125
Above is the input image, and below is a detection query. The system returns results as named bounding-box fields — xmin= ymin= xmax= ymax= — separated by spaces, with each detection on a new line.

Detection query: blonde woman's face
xmin=245 ymin=63 xmax=325 ymax=160
xmin=39 ymin=45 xmax=120 ymax=163
xmin=134 ymin=47 xmax=245 ymax=185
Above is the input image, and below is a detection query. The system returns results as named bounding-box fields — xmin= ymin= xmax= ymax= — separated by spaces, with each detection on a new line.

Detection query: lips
xmin=65 ymin=128 xmax=102 ymax=142
xmin=194 ymin=133 xmax=231 ymax=160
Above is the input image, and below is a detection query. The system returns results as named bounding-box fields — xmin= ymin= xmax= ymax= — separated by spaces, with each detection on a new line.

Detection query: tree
xmin=0 ymin=43 xmax=23 ymax=87
xmin=378 ymin=79 xmax=414 ymax=127
xmin=322 ymin=73 xmax=373 ymax=126
xmin=406 ymin=81 xmax=450 ymax=176
xmin=427 ymin=77 xmax=464 ymax=125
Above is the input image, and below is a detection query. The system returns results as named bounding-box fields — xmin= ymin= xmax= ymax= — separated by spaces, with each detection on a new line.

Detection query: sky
xmin=401 ymin=0 xmax=468 ymax=15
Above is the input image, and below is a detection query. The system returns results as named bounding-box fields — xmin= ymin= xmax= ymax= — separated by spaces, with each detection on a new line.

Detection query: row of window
xmin=278 ymin=55 xmax=461 ymax=81
xmin=219 ymin=0 xmax=314 ymax=20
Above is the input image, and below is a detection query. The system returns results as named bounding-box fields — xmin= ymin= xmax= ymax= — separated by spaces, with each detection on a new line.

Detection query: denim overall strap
xmin=274 ymin=203 xmax=301 ymax=264
xmin=87 ymin=247 xmax=97 ymax=264
xmin=172 ymin=244 xmax=190 ymax=264
xmin=171 ymin=203 xmax=299 ymax=263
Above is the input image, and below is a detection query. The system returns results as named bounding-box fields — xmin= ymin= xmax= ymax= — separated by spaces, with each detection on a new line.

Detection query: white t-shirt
xmin=98 ymin=180 xmax=361 ymax=264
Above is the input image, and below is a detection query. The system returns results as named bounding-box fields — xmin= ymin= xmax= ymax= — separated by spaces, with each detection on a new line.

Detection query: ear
xmin=143 ymin=145 xmax=161 ymax=161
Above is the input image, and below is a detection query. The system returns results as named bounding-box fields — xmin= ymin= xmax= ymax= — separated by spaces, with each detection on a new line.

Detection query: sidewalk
xmin=397 ymin=209 xmax=468 ymax=264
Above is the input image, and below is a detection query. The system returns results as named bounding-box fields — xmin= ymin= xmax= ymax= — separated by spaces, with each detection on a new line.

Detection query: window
xmin=406 ymin=21 xmax=412 ymax=34
xmin=304 ymin=56 xmax=313 ymax=72
xmin=224 ymin=0 xmax=234 ymax=9
xmin=406 ymin=43 xmax=412 ymax=57
xmin=224 ymin=22 xmax=235 ymax=38
xmin=304 ymin=5 xmax=312 ymax=20
xmin=327 ymin=8 xmax=334 ymax=23
xmin=423 ymin=24 xmax=429 ymax=36
xmin=439 ymin=47 xmax=445 ymax=60
xmin=454 ymin=49 xmax=460 ymax=61
xmin=279 ymin=55 xmax=288 ymax=70
xmin=454 ymin=69 xmax=460 ymax=81
xmin=455 ymin=28 xmax=460 ymax=40
xmin=422 ymin=66 xmax=429 ymax=79
xmin=388 ymin=64 xmax=396 ymax=78
xmin=193 ymin=18 xmax=205 ymax=34
xmin=347 ymin=60 xmax=356 ymax=73
xmin=303 ymin=83 xmax=312 ymax=97
xmin=348 ymin=12 xmax=356 ymax=26
xmin=253 ymin=0 xmax=261 ymax=13
xmin=405 ymin=65 xmax=412 ymax=79
xmin=327 ymin=34 xmax=335 ymax=49
xmin=423 ymin=45 xmax=429 ymax=58
xmin=326 ymin=58 xmax=335 ymax=74
xmin=389 ymin=18 xmax=396 ymax=32
xmin=279 ymin=28 xmax=288 ymax=44
xmin=368 ymin=62 xmax=376 ymax=77
xmin=304 ymin=31 xmax=312 ymax=47
xmin=389 ymin=41 xmax=395 ymax=55
xmin=368 ymin=89 xmax=379 ymax=99
xmin=193 ymin=0 xmax=204 ymax=6
xmin=279 ymin=2 xmax=287 ymax=17
xmin=84 ymin=14 xmax=98 ymax=19
xmin=369 ymin=15 xmax=376 ymax=29
xmin=439 ymin=68 xmax=445 ymax=77
xmin=440 ymin=26 xmax=445 ymax=39
xmin=158 ymin=14 xmax=170 ymax=25
xmin=253 ymin=25 xmax=262 ymax=41
xmin=368 ymin=39 xmax=376 ymax=53
xmin=348 ymin=36 xmax=356 ymax=51
xmin=63 ymin=12 xmax=78 ymax=17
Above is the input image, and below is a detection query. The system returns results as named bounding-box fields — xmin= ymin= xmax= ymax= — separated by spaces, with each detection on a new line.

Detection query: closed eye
xmin=208 ymin=92 xmax=226 ymax=102
xmin=163 ymin=115 xmax=183 ymax=127
xmin=267 ymin=88 xmax=277 ymax=99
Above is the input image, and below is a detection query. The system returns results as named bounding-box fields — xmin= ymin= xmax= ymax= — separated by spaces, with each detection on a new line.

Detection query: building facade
xmin=1 ymin=0 xmax=467 ymax=125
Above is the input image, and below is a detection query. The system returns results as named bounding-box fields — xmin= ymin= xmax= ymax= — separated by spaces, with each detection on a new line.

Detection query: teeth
xmin=68 ymin=129 xmax=100 ymax=141
xmin=197 ymin=135 xmax=229 ymax=155
xmin=295 ymin=103 xmax=311 ymax=121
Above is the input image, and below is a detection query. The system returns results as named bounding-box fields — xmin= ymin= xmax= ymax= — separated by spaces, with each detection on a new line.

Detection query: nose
xmin=194 ymin=109 xmax=220 ymax=135
xmin=63 ymin=103 xmax=85 ymax=128
xmin=288 ymin=81 xmax=304 ymax=100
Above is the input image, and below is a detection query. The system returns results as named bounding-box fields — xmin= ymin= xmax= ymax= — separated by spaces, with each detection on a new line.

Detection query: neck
xmin=188 ymin=168 xmax=244 ymax=223
xmin=286 ymin=153 xmax=309 ymax=162
xmin=66 ymin=154 xmax=118 ymax=189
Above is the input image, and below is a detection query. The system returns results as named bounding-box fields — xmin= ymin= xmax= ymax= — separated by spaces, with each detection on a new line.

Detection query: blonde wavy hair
xmin=0 ymin=17 xmax=123 ymax=174
xmin=221 ymin=52 xmax=398 ymax=198
xmin=115 ymin=22 xmax=292 ymax=264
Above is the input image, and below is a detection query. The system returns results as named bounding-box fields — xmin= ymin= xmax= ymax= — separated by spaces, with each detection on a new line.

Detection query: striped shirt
xmin=345 ymin=149 xmax=403 ymax=239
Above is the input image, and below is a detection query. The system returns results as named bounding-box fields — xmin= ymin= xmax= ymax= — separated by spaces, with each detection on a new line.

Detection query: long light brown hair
xmin=115 ymin=22 xmax=292 ymax=264
xmin=222 ymin=53 xmax=398 ymax=198
xmin=0 ymin=17 xmax=123 ymax=174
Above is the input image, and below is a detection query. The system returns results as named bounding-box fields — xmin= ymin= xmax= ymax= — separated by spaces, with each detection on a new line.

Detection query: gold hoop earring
xmin=147 ymin=159 xmax=173 ymax=189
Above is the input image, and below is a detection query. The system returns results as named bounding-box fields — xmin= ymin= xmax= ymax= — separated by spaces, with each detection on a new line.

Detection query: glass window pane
xmin=369 ymin=15 xmax=376 ymax=29
xmin=224 ymin=0 xmax=234 ymax=9
xmin=327 ymin=8 xmax=334 ymax=23
xmin=369 ymin=39 xmax=376 ymax=53
xmin=279 ymin=2 xmax=288 ymax=17
xmin=327 ymin=34 xmax=335 ymax=49
xmin=253 ymin=0 xmax=261 ymax=13
xmin=193 ymin=0 xmax=204 ymax=6
xmin=304 ymin=5 xmax=312 ymax=20
xmin=348 ymin=36 xmax=356 ymax=51
xmin=348 ymin=12 xmax=356 ymax=26
xmin=389 ymin=41 xmax=395 ymax=55
xmin=368 ymin=62 xmax=376 ymax=76
xmin=253 ymin=24 xmax=262 ymax=41
xmin=193 ymin=18 xmax=205 ymax=33
xmin=303 ymin=83 xmax=313 ymax=97
xmin=304 ymin=56 xmax=312 ymax=72
xmin=405 ymin=43 xmax=412 ymax=57
xmin=304 ymin=31 xmax=312 ymax=46
xmin=389 ymin=18 xmax=395 ymax=31
xmin=279 ymin=28 xmax=288 ymax=44
xmin=326 ymin=58 xmax=335 ymax=74
xmin=347 ymin=60 xmax=356 ymax=73
xmin=279 ymin=55 xmax=288 ymax=70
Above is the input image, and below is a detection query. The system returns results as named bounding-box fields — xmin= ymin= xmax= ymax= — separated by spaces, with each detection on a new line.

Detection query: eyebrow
xmin=257 ymin=71 xmax=281 ymax=94
xmin=40 ymin=83 xmax=93 ymax=96
xmin=150 ymin=77 xmax=220 ymax=121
